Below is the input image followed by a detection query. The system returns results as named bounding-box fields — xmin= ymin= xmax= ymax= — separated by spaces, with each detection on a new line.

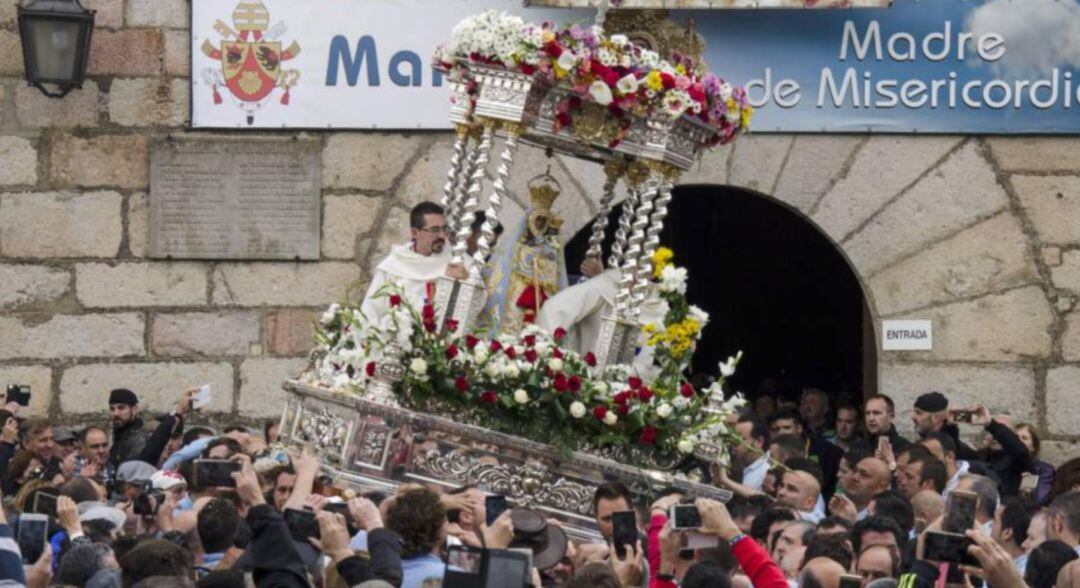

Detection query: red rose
xmin=593 ymin=406 xmax=608 ymax=420
xmin=446 ymin=345 xmax=459 ymax=360
xmin=389 ymin=294 xmax=402 ymax=307
xmin=524 ymin=335 xmax=537 ymax=347
xmin=640 ymin=426 xmax=658 ymax=445
xmin=616 ymin=404 xmax=630 ymax=416
xmin=584 ymin=352 xmax=597 ymax=367
xmin=628 ymin=377 xmax=643 ymax=390
xmin=637 ymin=387 xmax=654 ymax=403
xmin=543 ymin=40 xmax=563 ymax=58
xmin=505 ymin=346 xmax=518 ymax=360
xmin=480 ymin=390 xmax=499 ymax=404
xmin=422 ymin=304 xmax=435 ymax=320
xmin=568 ymin=375 xmax=582 ymax=392
xmin=519 ymin=63 xmax=536 ymax=75
xmin=423 ymin=319 xmax=437 ymax=333
xmin=601 ymin=68 xmax=619 ymax=88
xmin=553 ymin=374 xmax=569 ymax=393
xmin=660 ymin=72 xmax=675 ymax=89
xmin=465 ymin=335 xmax=480 ymax=350
xmin=553 ymin=327 xmax=567 ymax=341
xmin=614 ymin=391 xmax=632 ymax=405
xmin=525 ymin=349 xmax=538 ymax=363
xmin=490 ymin=340 xmax=503 ymax=353
xmin=680 ymin=383 xmax=695 ymax=398
xmin=445 ymin=319 xmax=459 ymax=333
xmin=553 ymin=348 xmax=564 ymax=360
xmin=365 ymin=362 xmax=377 ymax=378
xmin=555 ymin=112 xmax=571 ymax=129
xmin=455 ymin=376 xmax=469 ymax=393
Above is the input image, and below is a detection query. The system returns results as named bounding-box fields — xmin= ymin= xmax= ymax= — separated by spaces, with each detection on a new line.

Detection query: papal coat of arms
xmin=200 ymin=0 xmax=301 ymax=125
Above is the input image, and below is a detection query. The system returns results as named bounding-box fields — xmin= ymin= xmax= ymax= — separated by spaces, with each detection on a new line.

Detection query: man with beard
xmin=360 ymin=201 xmax=471 ymax=326
xmin=109 ymin=388 xmax=191 ymax=468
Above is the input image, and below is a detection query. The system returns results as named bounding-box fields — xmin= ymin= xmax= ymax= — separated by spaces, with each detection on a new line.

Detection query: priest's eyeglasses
xmin=419 ymin=226 xmax=449 ymax=235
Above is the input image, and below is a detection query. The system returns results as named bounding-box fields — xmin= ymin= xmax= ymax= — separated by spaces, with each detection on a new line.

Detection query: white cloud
xmin=965 ymin=0 xmax=1080 ymax=76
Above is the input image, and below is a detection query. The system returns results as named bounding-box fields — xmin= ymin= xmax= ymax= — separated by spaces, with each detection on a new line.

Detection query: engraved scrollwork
xmin=355 ymin=426 xmax=391 ymax=466
xmin=296 ymin=405 xmax=352 ymax=464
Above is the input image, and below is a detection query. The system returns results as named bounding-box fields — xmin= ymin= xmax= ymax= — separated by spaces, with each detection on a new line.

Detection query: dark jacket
xmin=941 ymin=423 xmax=980 ymax=462
xmin=808 ymin=432 xmax=844 ymax=499
xmin=975 ymin=420 xmax=1033 ymax=498
xmin=1031 ymin=460 xmax=1056 ymax=506
xmin=338 ymin=528 xmax=404 ymax=588
xmin=246 ymin=503 xmax=311 ymax=587
xmin=852 ymin=427 xmax=912 ymax=455
xmin=110 ymin=415 xmax=179 ymax=468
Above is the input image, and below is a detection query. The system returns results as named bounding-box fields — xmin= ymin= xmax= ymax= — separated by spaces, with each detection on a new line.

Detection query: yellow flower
xmin=645 ymin=71 xmax=664 ymax=92
xmin=542 ymin=30 xmax=556 ymax=44
xmin=652 ymin=247 xmax=674 ymax=278
xmin=675 ymin=64 xmax=686 ymax=75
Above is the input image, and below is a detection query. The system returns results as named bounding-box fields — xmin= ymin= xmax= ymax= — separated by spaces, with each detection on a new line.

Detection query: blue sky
xmin=685 ymin=0 xmax=1080 ymax=133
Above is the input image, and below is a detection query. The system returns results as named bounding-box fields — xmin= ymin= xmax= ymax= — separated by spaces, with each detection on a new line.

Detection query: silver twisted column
xmin=585 ymin=159 xmax=625 ymax=260
xmin=630 ymin=174 xmax=674 ymax=319
xmin=607 ymin=188 xmax=638 ymax=271
xmin=614 ymin=177 xmax=659 ymax=318
xmin=441 ymin=125 xmax=471 ymax=231
xmin=451 ymin=122 xmax=494 ymax=267
xmin=472 ymin=126 xmax=521 ymax=278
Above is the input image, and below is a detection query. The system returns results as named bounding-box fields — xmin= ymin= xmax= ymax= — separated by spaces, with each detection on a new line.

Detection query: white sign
xmin=191 ymin=0 xmax=587 ymax=129
xmin=882 ymin=320 xmax=933 ymax=351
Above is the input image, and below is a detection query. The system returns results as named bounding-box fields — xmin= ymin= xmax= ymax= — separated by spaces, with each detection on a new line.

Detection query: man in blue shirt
xmin=385 ymin=487 xmax=448 ymax=588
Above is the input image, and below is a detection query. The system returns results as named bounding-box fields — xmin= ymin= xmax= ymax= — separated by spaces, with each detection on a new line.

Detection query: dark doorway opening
xmin=564 ymin=185 xmax=875 ymax=404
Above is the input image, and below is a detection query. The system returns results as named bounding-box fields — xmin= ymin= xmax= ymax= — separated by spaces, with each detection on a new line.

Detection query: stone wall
xmin=0 ymin=0 xmax=1077 ymax=464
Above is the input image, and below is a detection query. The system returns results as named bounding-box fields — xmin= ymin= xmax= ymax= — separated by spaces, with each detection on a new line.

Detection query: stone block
xmin=322 ymin=195 xmax=382 ymax=259
xmin=60 ymin=362 xmax=233 ymax=415
xmin=887 ymin=286 xmax=1052 ymax=362
xmin=88 ymin=29 xmax=163 ymax=77
xmin=990 ymin=138 xmax=1080 ymax=172
xmin=552 ymin=152 xmax=606 ymax=213
xmin=50 ymin=134 xmax=149 ymax=189
xmin=868 ymin=213 xmax=1038 ymax=316
xmin=0 ymin=264 xmax=70 ymax=309
xmin=323 ymin=134 xmax=423 ymax=191
xmin=108 ymin=78 xmax=187 ymax=127
xmin=728 ymin=135 xmax=793 ymax=194
xmin=164 ymin=31 xmax=190 ymax=76
xmin=82 ymin=0 xmax=124 ymax=29
xmin=812 ymin=136 xmax=963 ymax=242
xmin=1065 ymin=309 xmax=1080 ymax=361
xmin=679 ymin=144 xmax=732 ymax=187
xmin=362 ymin=206 xmax=409 ymax=274
xmin=238 ymin=358 xmax=308 ymax=418
xmin=0 ymin=313 xmax=144 ymax=359
xmin=846 ymin=143 xmax=1009 ymax=277
xmin=128 ymin=193 xmax=149 ymax=257
xmin=1042 ymin=440 xmax=1080 ymax=468
xmin=212 ymin=262 xmax=362 ymax=306
xmin=125 ymin=0 xmax=187 ymax=28
xmin=0 ymin=365 xmax=52 ymax=417
xmin=152 ymin=311 xmax=261 ymax=357
xmin=1047 ymin=366 xmax=1080 ymax=436
xmin=1043 ymin=246 xmax=1063 ymax=267
xmin=396 ymin=135 xmax=456 ymax=207
xmin=265 ymin=309 xmax=318 ymax=357
xmin=0 ymin=136 xmax=38 ymax=186
xmin=0 ymin=192 xmax=122 ymax=258
xmin=0 ymin=0 xmax=17 ymax=24
xmin=76 ymin=262 xmax=207 ymax=308
xmin=1012 ymin=176 xmax=1080 ymax=244
xmin=773 ymin=136 xmax=863 ymax=214
xmin=0 ymin=30 xmax=23 ymax=76
xmin=880 ymin=362 xmax=1037 ymax=434
xmin=1052 ymin=251 xmax=1080 ymax=293
xmin=16 ymin=81 xmax=100 ymax=128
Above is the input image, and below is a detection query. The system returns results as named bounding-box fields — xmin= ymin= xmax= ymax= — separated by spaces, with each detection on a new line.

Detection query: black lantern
xmin=18 ymin=0 xmax=95 ymax=98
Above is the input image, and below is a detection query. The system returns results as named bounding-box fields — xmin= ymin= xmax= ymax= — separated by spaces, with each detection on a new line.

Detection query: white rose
xmin=409 ymin=358 xmax=428 ymax=375
xmin=535 ymin=340 xmax=551 ymax=355
xmin=720 ymin=82 xmax=733 ymax=102
xmin=616 ymin=73 xmax=639 ymax=95
xmin=719 ymin=356 xmax=737 ymax=377
xmin=321 ymin=303 xmax=341 ymax=326
xmin=589 ymin=80 xmax=613 ymax=106
xmin=677 ymin=439 xmax=696 ymax=454
xmin=656 ymin=403 xmax=673 ymax=418
xmin=556 ymin=51 xmax=577 ymax=72
xmin=570 ymin=401 xmax=587 ymax=418
xmin=514 ymin=389 xmax=530 ymax=405
xmin=504 ymin=363 xmax=521 ymax=379
xmin=473 ymin=347 xmax=490 ymax=363
xmin=548 ymin=358 xmax=564 ymax=372
xmin=610 ymin=34 xmax=629 ymax=46
xmin=603 ymin=411 xmax=618 ymax=426
xmin=594 ymin=381 xmax=609 ymax=395
xmin=332 ymin=373 xmax=351 ymax=390
xmin=660 ymin=265 xmax=688 ymax=295
xmin=485 ymin=362 xmax=502 ymax=379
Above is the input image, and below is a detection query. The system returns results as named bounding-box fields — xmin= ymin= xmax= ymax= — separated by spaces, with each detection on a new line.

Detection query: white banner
xmin=191 ymin=0 xmax=587 ymax=129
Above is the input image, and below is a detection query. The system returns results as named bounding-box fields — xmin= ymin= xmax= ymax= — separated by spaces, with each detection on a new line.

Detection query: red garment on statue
xmin=515 ymin=285 xmax=549 ymax=324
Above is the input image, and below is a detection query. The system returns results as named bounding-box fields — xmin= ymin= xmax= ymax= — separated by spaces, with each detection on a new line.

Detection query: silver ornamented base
xmin=279 ymin=381 xmax=731 ymax=543
xmin=433 ymin=276 xmax=485 ymax=338
xmin=594 ymin=314 xmax=641 ymax=374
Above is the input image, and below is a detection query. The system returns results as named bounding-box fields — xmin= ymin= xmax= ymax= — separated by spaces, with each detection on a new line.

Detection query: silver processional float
xmin=279 ymin=6 xmax=754 ymax=541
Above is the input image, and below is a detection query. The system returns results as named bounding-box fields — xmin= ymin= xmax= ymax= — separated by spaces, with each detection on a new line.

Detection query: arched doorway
xmin=565 ymin=185 xmax=876 ymax=405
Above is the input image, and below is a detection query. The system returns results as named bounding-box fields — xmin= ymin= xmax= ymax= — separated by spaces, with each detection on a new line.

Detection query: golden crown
xmin=529 ymin=183 xmax=560 ymax=212
xmin=233 ymin=0 xmax=270 ymax=32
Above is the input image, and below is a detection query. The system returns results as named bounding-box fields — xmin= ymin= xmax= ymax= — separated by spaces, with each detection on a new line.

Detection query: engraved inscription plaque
xmin=150 ymin=137 xmax=321 ymax=260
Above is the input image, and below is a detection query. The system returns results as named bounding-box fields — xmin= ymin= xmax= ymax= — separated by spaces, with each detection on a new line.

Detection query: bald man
xmin=849 ymin=457 xmax=893 ymax=518
xmin=911 ymin=490 xmax=945 ymax=532
xmin=799 ymin=557 xmax=847 ymax=588
xmin=778 ymin=469 xmax=824 ymax=523
xmin=857 ymin=545 xmax=898 ymax=582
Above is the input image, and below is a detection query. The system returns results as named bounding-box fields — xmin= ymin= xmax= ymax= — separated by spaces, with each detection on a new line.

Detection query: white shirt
xmin=944 ymin=460 xmax=971 ymax=496
xmin=360 ymin=243 xmax=457 ymax=327
xmin=742 ymin=452 xmax=771 ymax=491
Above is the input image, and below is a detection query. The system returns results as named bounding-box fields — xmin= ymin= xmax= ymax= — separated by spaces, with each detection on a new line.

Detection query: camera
xmin=132 ymin=484 xmax=165 ymax=516
xmin=5 ymin=384 xmax=30 ymax=407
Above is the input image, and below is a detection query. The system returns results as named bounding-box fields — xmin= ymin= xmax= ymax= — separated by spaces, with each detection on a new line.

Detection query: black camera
xmin=132 ymin=487 xmax=165 ymax=516
xmin=5 ymin=384 xmax=30 ymax=407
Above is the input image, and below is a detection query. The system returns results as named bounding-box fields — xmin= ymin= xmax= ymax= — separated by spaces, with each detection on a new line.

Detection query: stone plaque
xmin=150 ymin=137 xmax=321 ymax=260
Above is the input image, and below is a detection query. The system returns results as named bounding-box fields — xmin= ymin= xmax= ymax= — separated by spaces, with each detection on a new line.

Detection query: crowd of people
xmin=1 ymin=385 xmax=1079 ymax=588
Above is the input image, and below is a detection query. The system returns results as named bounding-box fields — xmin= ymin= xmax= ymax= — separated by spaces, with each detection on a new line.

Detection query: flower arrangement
xmin=305 ymin=251 xmax=748 ymax=465
xmin=434 ymin=11 xmax=753 ymax=147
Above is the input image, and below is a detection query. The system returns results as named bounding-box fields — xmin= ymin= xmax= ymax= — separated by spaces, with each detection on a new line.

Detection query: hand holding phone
xmin=485 ymin=495 xmax=508 ymax=527
xmin=669 ymin=504 xmax=702 ymax=530
xmin=612 ymin=510 xmax=638 ymax=559
xmin=193 ymin=459 xmax=240 ymax=489
xmin=17 ymin=513 xmax=48 ymax=564
xmin=283 ymin=508 xmax=320 ymax=542
xmin=944 ymin=490 xmax=978 ymax=534
xmin=5 ymin=384 xmax=30 ymax=407
xmin=192 ymin=385 xmax=211 ymax=410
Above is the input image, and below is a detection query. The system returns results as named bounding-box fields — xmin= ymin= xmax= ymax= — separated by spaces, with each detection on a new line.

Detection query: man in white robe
xmin=360 ymin=202 xmax=470 ymax=326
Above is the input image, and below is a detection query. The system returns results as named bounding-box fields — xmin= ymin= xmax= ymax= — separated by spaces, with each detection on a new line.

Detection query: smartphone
xmin=283 ymin=508 xmax=320 ymax=542
xmin=17 ymin=513 xmax=48 ymax=564
xmin=951 ymin=409 xmax=974 ymax=424
xmin=484 ymin=549 xmax=530 ymax=588
xmin=485 ymin=495 xmax=508 ymax=527
xmin=32 ymin=490 xmax=58 ymax=518
xmin=444 ymin=544 xmax=484 ymax=588
xmin=5 ymin=384 xmax=30 ymax=407
xmin=324 ymin=501 xmax=351 ymax=521
xmin=944 ymin=490 xmax=978 ymax=534
xmin=508 ymin=547 xmax=533 ymax=580
xmin=840 ymin=574 xmax=864 ymax=588
xmin=193 ymin=459 xmax=240 ymax=489
xmin=192 ymin=385 xmax=211 ymax=410
xmin=684 ymin=531 xmax=720 ymax=550
xmin=924 ymin=531 xmax=978 ymax=566
xmin=1021 ymin=473 xmax=1039 ymax=493
xmin=612 ymin=510 xmax=638 ymax=559
xmin=669 ymin=504 xmax=702 ymax=530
